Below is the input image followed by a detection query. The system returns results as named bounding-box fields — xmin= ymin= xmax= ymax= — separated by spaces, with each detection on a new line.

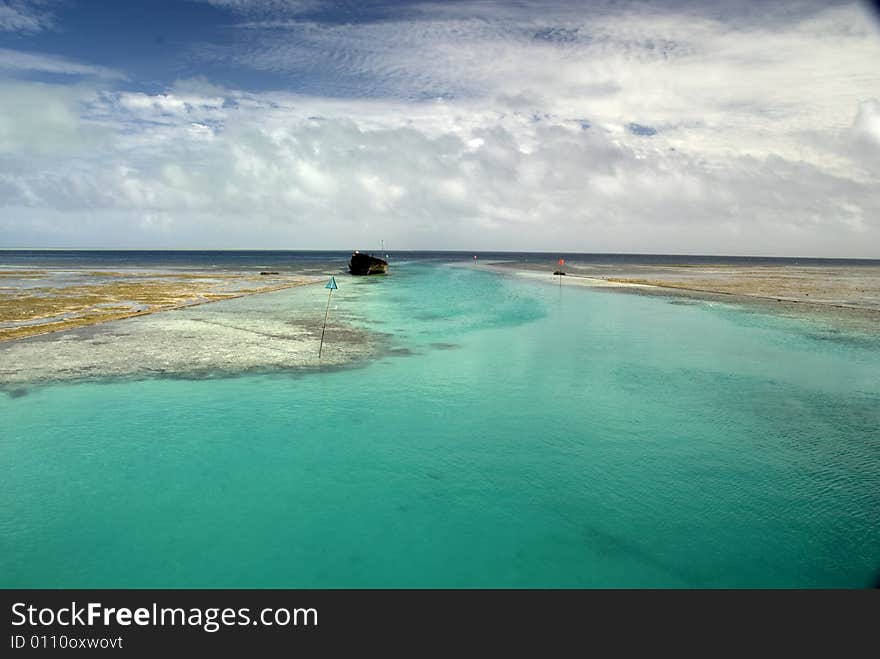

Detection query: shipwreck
xmin=349 ymin=251 xmax=388 ymax=275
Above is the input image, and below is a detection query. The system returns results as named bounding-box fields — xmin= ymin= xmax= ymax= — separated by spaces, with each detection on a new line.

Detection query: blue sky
xmin=1 ymin=0 xmax=880 ymax=255
xmin=2 ymin=1 xmax=491 ymax=95
xmin=5 ymin=1 xmax=236 ymax=88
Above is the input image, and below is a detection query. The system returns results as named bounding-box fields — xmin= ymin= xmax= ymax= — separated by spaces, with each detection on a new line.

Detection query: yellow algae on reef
xmin=0 ymin=272 xmax=320 ymax=342
xmin=0 ymin=270 xmax=48 ymax=278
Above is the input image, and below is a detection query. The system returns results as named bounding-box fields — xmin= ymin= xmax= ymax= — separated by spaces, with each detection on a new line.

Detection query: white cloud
xmin=208 ymin=2 xmax=880 ymax=165
xmin=191 ymin=0 xmax=323 ymax=17
xmin=0 ymin=0 xmax=53 ymax=32
xmin=0 ymin=48 xmax=125 ymax=79
xmin=854 ymin=98 xmax=880 ymax=145
xmin=0 ymin=80 xmax=108 ymax=155
xmin=115 ymin=92 xmax=226 ymax=125
xmin=1 ymin=77 xmax=878 ymax=256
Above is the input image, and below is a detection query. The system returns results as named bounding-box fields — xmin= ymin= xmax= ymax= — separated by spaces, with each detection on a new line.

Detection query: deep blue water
xmin=2 ymin=249 xmax=879 ymax=271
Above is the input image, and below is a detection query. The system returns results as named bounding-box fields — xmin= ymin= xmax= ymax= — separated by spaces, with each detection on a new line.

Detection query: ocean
xmin=2 ymin=249 xmax=880 ymax=270
xmin=1 ymin=252 xmax=878 ymax=587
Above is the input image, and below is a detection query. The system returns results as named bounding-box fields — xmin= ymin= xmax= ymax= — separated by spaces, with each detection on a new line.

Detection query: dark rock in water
xmin=260 ymin=271 xmax=280 ymax=275
xmin=349 ymin=251 xmax=388 ymax=275
xmin=553 ymin=270 xmax=566 ymax=276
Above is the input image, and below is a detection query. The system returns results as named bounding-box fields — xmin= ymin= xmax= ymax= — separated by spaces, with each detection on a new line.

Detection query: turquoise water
xmin=2 ymin=262 xmax=879 ymax=587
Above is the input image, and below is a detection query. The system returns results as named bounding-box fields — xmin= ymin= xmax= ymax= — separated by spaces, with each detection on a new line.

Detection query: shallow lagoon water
xmin=2 ymin=262 xmax=879 ymax=587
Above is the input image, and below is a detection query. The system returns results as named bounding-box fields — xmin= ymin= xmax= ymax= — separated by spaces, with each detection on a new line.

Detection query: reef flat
xmin=0 ymin=269 xmax=319 ymax=342
xmin=0 ymin=280 xmax=384 ymax=389
xmin=485 ymin=260 xmax=880 ymax=335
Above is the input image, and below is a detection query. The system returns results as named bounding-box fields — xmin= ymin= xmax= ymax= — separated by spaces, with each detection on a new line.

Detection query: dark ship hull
xmin=349 ymin=251 xmax=388 ymax=275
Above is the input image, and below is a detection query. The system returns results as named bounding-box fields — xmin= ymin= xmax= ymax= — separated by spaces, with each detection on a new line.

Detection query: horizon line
xmin=1 ymin=247 xmax=879 ymax=261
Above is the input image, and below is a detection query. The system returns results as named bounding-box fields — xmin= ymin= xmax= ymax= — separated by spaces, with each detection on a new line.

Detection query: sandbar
xmin=484 ymin=259 xmax=880 ymax=335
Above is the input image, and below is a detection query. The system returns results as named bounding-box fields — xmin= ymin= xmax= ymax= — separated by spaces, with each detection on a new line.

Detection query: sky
xmin=1 ymin=0 xmax=880 ymax=256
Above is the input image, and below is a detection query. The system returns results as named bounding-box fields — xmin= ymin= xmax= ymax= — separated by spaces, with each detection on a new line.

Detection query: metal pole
xmin=318 ymin=288 xmax=333 ymax=360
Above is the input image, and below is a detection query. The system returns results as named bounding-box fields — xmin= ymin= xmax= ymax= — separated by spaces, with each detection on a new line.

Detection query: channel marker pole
xmin=318 ymin=276 xmax=338 ymax=360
